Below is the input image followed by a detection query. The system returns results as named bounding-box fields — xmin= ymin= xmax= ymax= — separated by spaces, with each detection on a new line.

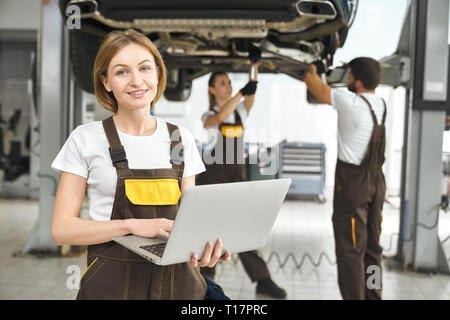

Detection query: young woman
xmin=197 ymin=70 xmax=287 ymax=299
xmin=51 ymin=29 xmax=230 ymax=300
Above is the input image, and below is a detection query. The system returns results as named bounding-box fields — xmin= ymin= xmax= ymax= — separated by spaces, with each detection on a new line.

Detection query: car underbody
xmin=60 ymin=0 xmax=358 ymax=100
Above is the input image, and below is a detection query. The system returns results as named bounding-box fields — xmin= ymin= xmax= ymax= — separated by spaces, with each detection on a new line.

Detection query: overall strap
xmin=358 ymin=96 xmax=387 ymax=168
xmin=166 ymin=122 xmax=184 ymax=170
xmin=380 ymin=98 xmax=387 ymax=125
xmin=234 ymin=109 xmax=243 ymax=127
xmin=359 ymin=95 xmax=379 ymax=126
xmin=102 ymin=116 xmax=129 ymax=170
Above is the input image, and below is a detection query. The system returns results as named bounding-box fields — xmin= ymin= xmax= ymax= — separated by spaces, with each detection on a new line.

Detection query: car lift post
xmin=396 ymin=0 xmax=450 ymax=273
xmin=23 ymin=0 xmax=71 ymax=254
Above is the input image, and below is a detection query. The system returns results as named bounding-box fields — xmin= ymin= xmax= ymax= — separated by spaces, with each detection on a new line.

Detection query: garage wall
xmin=0 ymin=0 xmax=40 ymax=30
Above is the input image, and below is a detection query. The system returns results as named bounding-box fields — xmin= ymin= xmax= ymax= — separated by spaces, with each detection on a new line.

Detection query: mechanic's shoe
xmin=256 ymin=277 xmax=287 ymax=299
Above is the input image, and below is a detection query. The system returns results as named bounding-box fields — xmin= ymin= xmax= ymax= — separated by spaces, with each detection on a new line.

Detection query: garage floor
xmin=1 ymin=187 xmax=450 ymax=300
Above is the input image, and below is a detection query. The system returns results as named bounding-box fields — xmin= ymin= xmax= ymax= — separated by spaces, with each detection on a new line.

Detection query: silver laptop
xmin=113 ymin=178 xmax=291 ymax=266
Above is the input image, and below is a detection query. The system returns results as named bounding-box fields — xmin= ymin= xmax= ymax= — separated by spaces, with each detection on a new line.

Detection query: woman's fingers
xmin=159 ymin=229 xmax=170 ymax=239
xmin=163 ymin=219 xmax=174 ymax=231
xmin=191 ymin=240 xmax=231 ymax=268
xmin=197 ymin=242 xmax=213 ymax=267
xmin=220 ymin=251 xmax=231 ymax=261
xmin=129 ymin=218 xmax=174 ymax=239
xmin=207 ymin=238 xmax=223 ymax=267
xmin=163 ymin=220 xmax=173 ymax=236
xmin=190 ymin=254 xmax=198 ymax=268
xmin=158 ymin=219 xmax=173 ymax=238
xmin=197 ymin=239 xmax=224 ymax=268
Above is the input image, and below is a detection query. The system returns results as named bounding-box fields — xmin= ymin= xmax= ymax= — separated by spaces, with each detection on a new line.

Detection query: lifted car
xmin=60 ymin=0 xmax=358 ymax=101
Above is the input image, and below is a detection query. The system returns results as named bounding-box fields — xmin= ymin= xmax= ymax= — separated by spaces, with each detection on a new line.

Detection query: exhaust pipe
xmin=295 ymin=0 xmax=337 ymax=20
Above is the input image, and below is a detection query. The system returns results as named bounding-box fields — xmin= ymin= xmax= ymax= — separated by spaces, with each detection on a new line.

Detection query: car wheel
xmin=164 ymin=69 xmax=192 ymax=101
xmin=164 ymin=80 xmax=192 ymax=101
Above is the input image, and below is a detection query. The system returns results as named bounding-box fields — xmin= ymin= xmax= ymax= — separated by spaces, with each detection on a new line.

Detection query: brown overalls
xmin=76 ymin=116 xmax=207 ymax=300
xmin=332 ymin=95 xmax=386 ymax=300
xmin=197 ymin=110 xmax=271 ymax=282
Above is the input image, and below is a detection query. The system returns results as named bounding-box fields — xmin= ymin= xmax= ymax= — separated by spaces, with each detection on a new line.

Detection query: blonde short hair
xmin=93 ymin=29 xmax=167 ymax=113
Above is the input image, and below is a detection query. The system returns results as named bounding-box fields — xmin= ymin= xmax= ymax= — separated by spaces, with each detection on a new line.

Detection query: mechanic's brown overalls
xmin=332 ymin=96 xmax=386 ymax=300
xmin=76 ymin=116 xmax=207 ymax=300
xmin=197 ymin=110 xmax=271 ymax=282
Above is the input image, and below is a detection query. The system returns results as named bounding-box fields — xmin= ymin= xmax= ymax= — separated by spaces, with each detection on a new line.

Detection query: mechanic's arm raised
xmin=242 ymin=83 xmax=257 ymax=113
xmin=303 ymin=64 xmax=331 ymax=105
xmin=203 ymin=92 xmax=244 ymax=127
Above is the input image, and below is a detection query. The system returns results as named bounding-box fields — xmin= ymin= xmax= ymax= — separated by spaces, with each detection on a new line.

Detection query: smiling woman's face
xmin=101 ymin=43 xmax=159 ymax=113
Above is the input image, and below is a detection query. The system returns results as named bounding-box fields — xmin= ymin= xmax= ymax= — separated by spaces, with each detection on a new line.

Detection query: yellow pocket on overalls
xmin=221 ymin=125 xmax=244 ymax=138
xmin=125 ymin=179 xmax=181 ymax=205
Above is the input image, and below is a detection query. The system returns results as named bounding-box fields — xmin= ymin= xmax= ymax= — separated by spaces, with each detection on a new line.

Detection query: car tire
xmin=164 ymin=80 xmax=192 ymax=101
xmin=69 ymin=30 xmax=103 ymax=94
xmin=164 ymin=69 xmax=192 ymax=101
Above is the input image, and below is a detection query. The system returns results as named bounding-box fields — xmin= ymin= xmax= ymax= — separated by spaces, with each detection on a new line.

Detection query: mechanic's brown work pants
xmin=332 ymin=160 xmax=385 ymax=300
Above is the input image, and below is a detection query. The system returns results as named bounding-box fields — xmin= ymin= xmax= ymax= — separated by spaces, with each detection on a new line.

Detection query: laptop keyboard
xmin=139 ymin=243 xmax=166 ymax=258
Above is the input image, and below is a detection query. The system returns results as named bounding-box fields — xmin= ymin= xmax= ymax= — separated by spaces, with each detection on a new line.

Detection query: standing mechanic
xmin=196 ymin=61 xmax=287 ymax=299
xmin=303 ymin=57 xmax=386 ymax=300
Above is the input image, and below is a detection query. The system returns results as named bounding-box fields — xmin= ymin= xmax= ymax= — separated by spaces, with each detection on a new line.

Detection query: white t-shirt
xmin=330 ymin=89 xmax=387 ymax=165
xmin=200 ymin=102 xmax=248 ymax=145
xmin=51 ymin=117 xmax=205 ymax=221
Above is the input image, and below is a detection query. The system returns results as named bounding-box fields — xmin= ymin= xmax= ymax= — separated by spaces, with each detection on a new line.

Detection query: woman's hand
xmin=190 ymin=238 xmax=231 ymax=268
xmin=239 ymin=81 xmax=258 ymax=96
xmin=128 ymin=218 xmax=174 ymax=239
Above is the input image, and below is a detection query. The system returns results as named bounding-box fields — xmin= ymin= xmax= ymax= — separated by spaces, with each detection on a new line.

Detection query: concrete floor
xmin=1 ymin=188 xmax=450 ymax=300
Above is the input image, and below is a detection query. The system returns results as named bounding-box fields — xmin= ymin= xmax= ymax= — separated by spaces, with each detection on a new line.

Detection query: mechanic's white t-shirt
xmin=330 ymin=89 xmax=387 ymax=166
xmin=200 ymin=102 xmax=248 ymax=145
xmin=51 ymin=117 xmax=205 ymax=221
